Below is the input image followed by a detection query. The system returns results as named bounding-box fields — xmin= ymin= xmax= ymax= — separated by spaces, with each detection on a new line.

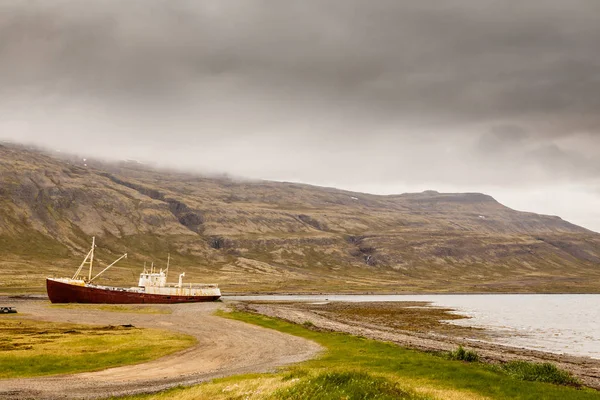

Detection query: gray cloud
xmin=1 ymin=0 xmax=600 ymax=230
xmin=478 ymin=125 xmax=529 ymax=153
xmin=2 ymin=1 xmax=600 ymax=125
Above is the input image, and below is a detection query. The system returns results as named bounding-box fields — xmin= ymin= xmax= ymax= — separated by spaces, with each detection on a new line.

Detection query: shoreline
xmin=223 ymin=291 xmax=600 ymax=296
xmin=234 ymin=300 xmax=600 ymax=390
xmin=4 ymin=290 xmax=600 ymax=299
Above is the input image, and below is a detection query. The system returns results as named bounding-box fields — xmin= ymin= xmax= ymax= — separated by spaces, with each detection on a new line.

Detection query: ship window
xmin=166 ymin=296 xmax=171 ymax=299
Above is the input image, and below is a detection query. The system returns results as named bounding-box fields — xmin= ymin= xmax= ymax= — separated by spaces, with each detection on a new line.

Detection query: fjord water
xmin=225 ymin=294 xmax=600 ymax=359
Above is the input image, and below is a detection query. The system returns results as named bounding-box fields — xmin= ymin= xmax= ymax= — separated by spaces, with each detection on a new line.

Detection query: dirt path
xmin=240 ymin=302 xmax=600 ymax=390
xmin=0 ymin=299 xmax=322 ymax=400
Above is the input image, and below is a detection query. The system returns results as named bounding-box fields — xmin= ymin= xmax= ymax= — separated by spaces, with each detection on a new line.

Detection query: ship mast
xmin=88 ymin=236 xmax=95 ymax=281
xmin=72 ymin=237 xmax=96 ymax=280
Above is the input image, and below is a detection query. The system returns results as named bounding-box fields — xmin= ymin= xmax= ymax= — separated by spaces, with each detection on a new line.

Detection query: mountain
xmin=1 ymin=143 xmax=599 ymax=294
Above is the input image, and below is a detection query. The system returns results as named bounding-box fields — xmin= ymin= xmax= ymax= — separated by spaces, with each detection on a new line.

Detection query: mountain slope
xmin=1 ymin=144 xmax=599 ymax=294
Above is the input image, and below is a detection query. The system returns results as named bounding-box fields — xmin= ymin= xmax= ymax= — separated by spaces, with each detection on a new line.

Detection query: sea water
xmin=225 ymin=294 xmax=600 ymax=359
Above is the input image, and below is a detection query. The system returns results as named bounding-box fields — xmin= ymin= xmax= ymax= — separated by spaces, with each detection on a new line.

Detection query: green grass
xmin=275 ymin=371 xmax=421 ymax=400
xmin=0 ymin=318 xmax=196 ymax=378
xmin=218 ymin=311 xmax=599 ymax=400
xmin=498 ymin=361 xmax=581 ymax=386
xmin=120 ymin=310 xmax=599 ymax=400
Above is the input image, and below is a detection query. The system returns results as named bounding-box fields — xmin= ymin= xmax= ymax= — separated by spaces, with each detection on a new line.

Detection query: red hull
xmin=46 ymin=279 xmax=220 ymax=304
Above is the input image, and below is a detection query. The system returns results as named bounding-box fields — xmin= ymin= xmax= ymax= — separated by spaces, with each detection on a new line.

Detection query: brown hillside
xmin=1 ymin=143 xmax=599 ymax=294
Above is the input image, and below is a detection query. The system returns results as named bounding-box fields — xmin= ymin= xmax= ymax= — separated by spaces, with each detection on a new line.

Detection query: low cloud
xmin=1 ymin=0 xmax=599 ymax=230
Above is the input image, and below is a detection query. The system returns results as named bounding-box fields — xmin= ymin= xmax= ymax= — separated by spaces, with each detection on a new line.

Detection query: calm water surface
xmin=224 ymin=294 xmax=600 ymax=359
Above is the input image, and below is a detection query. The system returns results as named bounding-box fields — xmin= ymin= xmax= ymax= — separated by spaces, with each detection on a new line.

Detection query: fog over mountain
xmin=1 ymin=0 xmax=599 ymax=231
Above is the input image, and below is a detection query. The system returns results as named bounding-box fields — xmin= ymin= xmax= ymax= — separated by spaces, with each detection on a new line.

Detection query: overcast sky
xmin=1 ymin=0 xmax=599 ymax=232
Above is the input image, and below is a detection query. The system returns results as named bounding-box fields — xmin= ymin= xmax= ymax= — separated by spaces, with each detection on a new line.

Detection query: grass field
xmin=119 ymin=310 xmax=600 ymax=400
xmin=0 ymin=317 xmax=195 ymax=378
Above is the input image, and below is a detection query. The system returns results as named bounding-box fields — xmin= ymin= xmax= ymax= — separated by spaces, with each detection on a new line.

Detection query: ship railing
xmin=161 ymin=283 xmax=219 ymax=288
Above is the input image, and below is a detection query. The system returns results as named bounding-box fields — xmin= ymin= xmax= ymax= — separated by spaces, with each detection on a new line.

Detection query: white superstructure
xmin=137 ymin=264 xmax=221 ymax=297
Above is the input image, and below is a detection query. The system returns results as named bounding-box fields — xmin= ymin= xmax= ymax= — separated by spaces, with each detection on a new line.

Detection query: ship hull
xmin=46 ymin=278 xmax=221 ymax=304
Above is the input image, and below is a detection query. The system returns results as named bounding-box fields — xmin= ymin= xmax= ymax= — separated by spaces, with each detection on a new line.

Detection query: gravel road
xmin=0 ymin=299 xmax=321 ymax=400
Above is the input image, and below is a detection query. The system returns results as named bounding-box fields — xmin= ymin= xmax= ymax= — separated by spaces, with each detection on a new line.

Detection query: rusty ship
xmin=46 ymin=238 xmax=221 ymax=304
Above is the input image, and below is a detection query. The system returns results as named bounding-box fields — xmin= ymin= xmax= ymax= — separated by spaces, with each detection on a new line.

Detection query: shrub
xmin=302 ymin=321 xmax=316 ymax=329
xmin=275 ymin=371 xmax=421 ymax=400
xmin=449 ymin=346 xmax=479 ymax=362
xmin=499 ymin=361 xmax=581 ymax=387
